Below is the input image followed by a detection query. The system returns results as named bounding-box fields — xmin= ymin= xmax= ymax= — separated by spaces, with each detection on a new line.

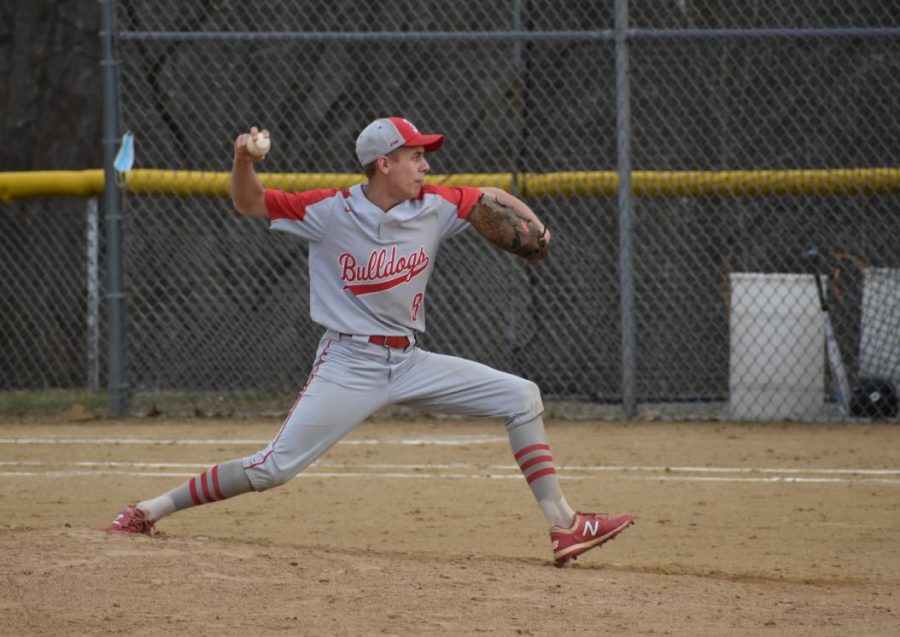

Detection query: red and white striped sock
xmin=138 ymin=459 xmax=252 ymax=522
xmin=508 ymin=417 xmax=575 ymax=528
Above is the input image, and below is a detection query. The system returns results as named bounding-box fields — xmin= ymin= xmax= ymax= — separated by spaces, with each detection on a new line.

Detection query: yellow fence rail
xmin=2 ymin=167 xmax=900 ymax=201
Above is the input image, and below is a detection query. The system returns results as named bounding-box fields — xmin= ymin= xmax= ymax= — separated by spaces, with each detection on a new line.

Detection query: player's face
xmin=387 ymin=146 xmax=429 ymax=199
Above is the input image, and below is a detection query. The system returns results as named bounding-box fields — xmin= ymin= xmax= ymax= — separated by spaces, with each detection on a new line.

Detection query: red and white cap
xmin=355 ymin=117 xmax=445 ymax=167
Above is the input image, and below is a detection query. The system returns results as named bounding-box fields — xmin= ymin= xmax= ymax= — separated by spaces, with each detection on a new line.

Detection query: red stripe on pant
xmin=525 ymin=466 xmax=557 ymax=484
xmin=200 ymin=470 xmax=214 ymax=503
xmin=518 ymin=454 xmax=554 ymax=473
xmin=189 ymin=477 xmax=202 ymax=505
xmin=189 ymin=468 xmax=223 ymax=506
xmin=211 ymin=464 xmax=225 ymax=500
xmin=514 ymin=443 xmax=550 ymax=461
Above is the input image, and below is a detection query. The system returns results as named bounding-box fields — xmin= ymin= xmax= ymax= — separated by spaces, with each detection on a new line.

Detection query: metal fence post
xmin=86 ymin=197 xmax=101 ymax=392
xmin=100 ymin=0 xmax=128 ymax=416
xmin=505 ymin=0 xmax=524 ymax=362
xmin=615 ymin=0 xmax=636 ymax=418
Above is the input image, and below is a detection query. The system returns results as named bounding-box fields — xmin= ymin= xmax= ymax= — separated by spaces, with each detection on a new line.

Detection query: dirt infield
xmin=1 ymin=416 xmax=898 ymax=636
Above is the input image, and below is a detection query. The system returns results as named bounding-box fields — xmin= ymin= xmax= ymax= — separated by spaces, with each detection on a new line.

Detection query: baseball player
xmin=106 ymin=117 xmax=633 ymax=566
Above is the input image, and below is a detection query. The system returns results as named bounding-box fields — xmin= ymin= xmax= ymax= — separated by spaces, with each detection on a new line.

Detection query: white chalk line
xmin=0 ymin=467 xmax=525 ymax=481
xmin=0 ymin=435 xmax=508 ymax=447
xmin=1 ymin=469 xmax=899 ymax=484
xmin=1 ymin=459 xmax=900 ymax=485
xmin=2 ymin=436 xmax=898 ymax=485
xmin=629 ymin=475 xmax=900 ymax=484
xmin=67 ymin=460 xmax=475 ymax=470
xmin=3 ymin=459 xmax=899 ymax=477
xmin=0 ymin=437 xmax=269 ymax=445
xmin=5 ymin=459 xmax=900 ymax=476
xmin=509 ymin=464 xmax=900 ymax=476
xmin=2 ymin=437 xmax=897 ymax=478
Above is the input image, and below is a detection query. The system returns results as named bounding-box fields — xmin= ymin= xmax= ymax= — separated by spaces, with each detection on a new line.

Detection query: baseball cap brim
xmin=407 ymin=132 xmax=444 ymax=153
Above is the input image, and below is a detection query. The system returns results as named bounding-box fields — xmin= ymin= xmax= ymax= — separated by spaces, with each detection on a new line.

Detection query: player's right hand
xmin=234 ymin=126 xmax=269 ymax=162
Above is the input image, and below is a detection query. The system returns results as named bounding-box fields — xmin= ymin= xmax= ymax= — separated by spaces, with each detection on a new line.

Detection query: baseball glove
xmin=469 ymin=194 xmax=549 ymax=261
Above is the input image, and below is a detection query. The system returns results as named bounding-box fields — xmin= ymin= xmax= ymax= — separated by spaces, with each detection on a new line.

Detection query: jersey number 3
xmin=411 ymin=292 xmax=424 ymax=322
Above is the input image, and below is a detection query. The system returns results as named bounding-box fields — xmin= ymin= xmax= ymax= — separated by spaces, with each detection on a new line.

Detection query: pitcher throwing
xmin=105 ymin=117 xmax=633 ymax=566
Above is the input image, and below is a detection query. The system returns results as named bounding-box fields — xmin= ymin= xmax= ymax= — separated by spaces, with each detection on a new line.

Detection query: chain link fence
xmin=3 ymin=0 xmax=899 ymax=420
xmin=0 ymin=197 xmax=105 ymax=391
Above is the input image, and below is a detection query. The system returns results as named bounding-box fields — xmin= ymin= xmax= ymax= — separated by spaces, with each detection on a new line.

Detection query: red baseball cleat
xmin=550 ymin=511 xmax=633 ymax=566
xmin=105 ymin=505 xmax=156 ymax=536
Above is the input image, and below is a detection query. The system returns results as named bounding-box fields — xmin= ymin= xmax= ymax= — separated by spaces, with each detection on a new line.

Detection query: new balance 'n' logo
xmin=583 ymin=520 xmax=600 ymax=537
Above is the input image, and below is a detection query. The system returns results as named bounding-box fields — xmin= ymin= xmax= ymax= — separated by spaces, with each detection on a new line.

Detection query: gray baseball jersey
xmin=240 ymin=182 xmax=544 ymax=491
xmin=266 ymin=183 xmax=483 ymax=336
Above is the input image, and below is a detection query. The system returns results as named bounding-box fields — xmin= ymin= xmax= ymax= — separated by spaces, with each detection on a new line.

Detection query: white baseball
xmin=246 ymin=132 xmax=271 ymax=157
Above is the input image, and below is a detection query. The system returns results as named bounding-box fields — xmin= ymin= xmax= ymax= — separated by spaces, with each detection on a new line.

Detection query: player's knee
xmin=242 ymin=453 xmax=297 ymax=492
xmin=515 ymin=379 xmax=541 ymax=405
xmin=248 ymin=466 xmax=292 ymax=491
xmin=505 ymin=378 xmax=544 ymax=429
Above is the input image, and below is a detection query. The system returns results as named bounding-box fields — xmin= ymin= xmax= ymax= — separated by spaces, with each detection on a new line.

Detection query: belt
xmin=337 ymin=333 xmax=411 ymax=348
xmin=366 ymin=335 xmax=411 ymax=348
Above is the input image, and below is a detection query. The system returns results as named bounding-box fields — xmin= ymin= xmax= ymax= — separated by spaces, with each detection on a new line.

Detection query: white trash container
xmin=729 ymin=273 xmax=825 ymax=420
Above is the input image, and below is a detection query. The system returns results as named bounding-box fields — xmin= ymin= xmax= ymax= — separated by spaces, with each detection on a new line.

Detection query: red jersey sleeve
xmin=421 ymin=185 xmax=483 ymax=219
xmin=265 ymin=188 xmax=341 ymax=221
xmin=265 ymin=188 xmax=347 ymax=243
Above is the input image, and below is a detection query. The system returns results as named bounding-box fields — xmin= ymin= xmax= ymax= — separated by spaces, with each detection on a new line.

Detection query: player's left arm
xmin=467 ymin=186 xmax=550 ymax=261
